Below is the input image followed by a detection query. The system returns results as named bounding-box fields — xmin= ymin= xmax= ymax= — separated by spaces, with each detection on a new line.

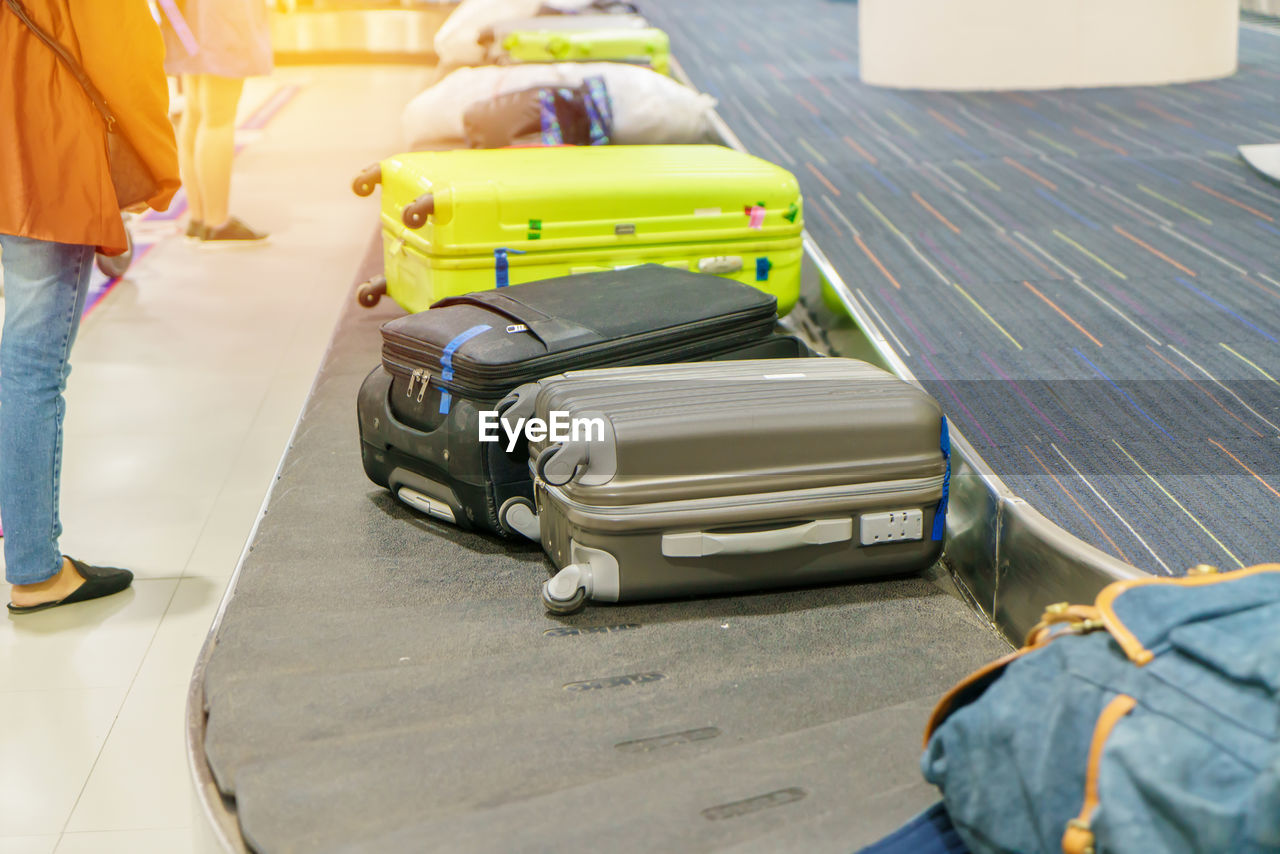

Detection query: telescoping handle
xmin=661 ymin=518 xmax=852 ymax=558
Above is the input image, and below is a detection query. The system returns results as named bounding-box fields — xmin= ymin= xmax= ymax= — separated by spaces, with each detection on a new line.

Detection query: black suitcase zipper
xmin=381 ymin=322 xmax=779 ymax=402
xmin=381 ymin=317 xmax=777 ymax=400
xmin=380 ymin=307 xmax=774 ymax=368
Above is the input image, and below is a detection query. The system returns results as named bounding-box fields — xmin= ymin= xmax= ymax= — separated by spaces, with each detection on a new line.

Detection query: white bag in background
xmin=589 ymin=63 xmax=718 ymax=145
xmin=401 ymin=63 xmax=718 ymax=149
xmin=433 ymin=0 xmax=597 ymax=68
xmin=402 ymin=65 xmax=576 ymax=147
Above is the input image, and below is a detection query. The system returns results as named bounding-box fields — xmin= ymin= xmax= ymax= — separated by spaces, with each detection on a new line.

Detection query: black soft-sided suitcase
xmin=357 ymin=265 xmax=809 ymax=537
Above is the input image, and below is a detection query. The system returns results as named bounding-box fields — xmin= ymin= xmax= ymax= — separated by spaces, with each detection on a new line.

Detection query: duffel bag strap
xmin=1061 ymin=694 xmax=1137 ymax=854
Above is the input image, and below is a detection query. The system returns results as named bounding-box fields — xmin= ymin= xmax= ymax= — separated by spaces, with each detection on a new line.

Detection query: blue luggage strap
xmin=933 ymin=415 xmax=950 ymax=541
xmin=494 ymin=247 xmax=526 ymax=288
xmin=756 ymin=257 xmax=772 ymax=281
xmin=855 ymin=802 xmax=969 ymax=854
xmin=437 ymin=324 xmax=492 ymax=415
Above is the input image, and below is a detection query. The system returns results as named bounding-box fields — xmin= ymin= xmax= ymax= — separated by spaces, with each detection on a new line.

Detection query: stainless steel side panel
xmin=799 ymin=232 xmax=1144 ymax=642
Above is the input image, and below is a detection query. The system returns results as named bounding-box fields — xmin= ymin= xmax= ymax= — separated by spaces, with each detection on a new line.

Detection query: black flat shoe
xmin=7 ymin=558 xmax=134 ymax=615
xmin=200 ymin=216 xmax=268 ymax=247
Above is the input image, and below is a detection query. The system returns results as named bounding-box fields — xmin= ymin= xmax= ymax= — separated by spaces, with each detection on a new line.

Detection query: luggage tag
xmin=748 ymin=204 xmax=766 ymax=230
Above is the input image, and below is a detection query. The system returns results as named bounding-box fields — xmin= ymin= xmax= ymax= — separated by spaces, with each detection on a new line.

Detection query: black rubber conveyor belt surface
xmin=642 ymin=0 xmax=1280 ymax=576
xmin=199 ymin=236 xmax=1011 ymax=853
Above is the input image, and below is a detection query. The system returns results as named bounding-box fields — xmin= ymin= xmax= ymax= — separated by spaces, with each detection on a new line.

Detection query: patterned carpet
xmin=643 ymin=0 xmax=1280 ymax=576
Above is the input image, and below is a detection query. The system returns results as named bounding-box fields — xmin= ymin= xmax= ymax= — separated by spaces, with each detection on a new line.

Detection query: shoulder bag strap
xmin=4 ymin=0 xmax=119 ymax=132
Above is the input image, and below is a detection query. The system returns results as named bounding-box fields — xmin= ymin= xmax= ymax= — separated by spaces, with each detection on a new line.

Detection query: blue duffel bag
xmin=921 ymin=564 xmax=1280 ymax=854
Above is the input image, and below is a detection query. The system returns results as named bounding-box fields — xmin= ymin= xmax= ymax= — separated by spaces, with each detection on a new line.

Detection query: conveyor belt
xmin=643 ymin=0 xmax=1280 ymax=576
xmin=194 ymin=236 xmax=1010 ymax=853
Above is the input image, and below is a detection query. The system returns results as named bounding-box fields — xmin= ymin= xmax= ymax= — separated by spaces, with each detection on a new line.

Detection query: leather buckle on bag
xmin=1186 ymin=564 xmax=1220 ymax=576
xmin=1024 ymin=603 xmax=1105 ymax=646
xmin=1064 ymin=819 xmax=1096 ymax=854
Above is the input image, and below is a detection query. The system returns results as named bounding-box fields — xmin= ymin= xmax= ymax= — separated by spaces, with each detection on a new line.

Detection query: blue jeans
xmin=0 ymin=235 xmax=93 ymax=585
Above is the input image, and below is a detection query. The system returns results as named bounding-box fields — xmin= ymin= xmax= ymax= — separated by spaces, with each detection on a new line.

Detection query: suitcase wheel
xmin=356 ymin=276 xmax=387 ymax=308
xmin=352 ymin=163 xmax=382 ymax=197
xmin=499 ymin=497 xmax=540 ymax=542
xmin=535 ymin=442 xmax=588 ymax=487
xmin=402 ymin=194 xmax=435 ymax=229
xmin=542 ymin=577 xmax=588 ymax=615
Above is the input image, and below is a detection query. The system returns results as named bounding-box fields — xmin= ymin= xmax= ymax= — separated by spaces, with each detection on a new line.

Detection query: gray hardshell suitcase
xmin=508 ymin=358 xmax=950 ymax=613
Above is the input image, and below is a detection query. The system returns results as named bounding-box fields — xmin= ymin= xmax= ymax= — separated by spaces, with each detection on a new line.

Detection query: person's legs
xmin=177 ymin=74 xmax=206 ymax=230
xmin=0 ymin=235 xmax=93 ymax=587
xmin=195 ymin=74 xmax=245 ymax=228
xmin=194 ymin=75 xmax=267 ymax=244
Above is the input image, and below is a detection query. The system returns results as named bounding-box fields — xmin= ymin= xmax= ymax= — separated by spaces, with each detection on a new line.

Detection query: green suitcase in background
xmin=352 ymin=145 xmax=804 ymax=315
xmin=499 ymin=27 xmax=671 ymax=76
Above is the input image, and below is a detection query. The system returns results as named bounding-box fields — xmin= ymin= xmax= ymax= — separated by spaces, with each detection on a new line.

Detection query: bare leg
xmin=195 ymin=74 xmax=246 ymax=228
xmin=177 ymin=74 xmax=205 ymax=224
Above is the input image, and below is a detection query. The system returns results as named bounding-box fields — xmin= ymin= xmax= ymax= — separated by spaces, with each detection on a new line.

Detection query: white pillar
xmin=860 ymin=0 xmax=1239 ymax=90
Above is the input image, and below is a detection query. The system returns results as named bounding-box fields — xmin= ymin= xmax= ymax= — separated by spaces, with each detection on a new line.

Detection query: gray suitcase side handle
xmin=661 ymin=518 xmax=853 ymax=558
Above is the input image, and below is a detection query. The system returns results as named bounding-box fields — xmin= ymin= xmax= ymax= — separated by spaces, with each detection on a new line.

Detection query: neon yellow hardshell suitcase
xmin=353 ymin=145 xmax=804 ymax=315
xmin=500 ymin=27 xmax=671 ymax=76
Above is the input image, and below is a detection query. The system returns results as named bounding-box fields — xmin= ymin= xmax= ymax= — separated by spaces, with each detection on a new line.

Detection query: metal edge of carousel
xmin=184 ymin=57 xmax=1147 ymax=852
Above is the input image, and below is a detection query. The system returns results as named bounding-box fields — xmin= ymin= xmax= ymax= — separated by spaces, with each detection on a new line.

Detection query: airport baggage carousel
xmin=189 ymin=236 xmax=1011 ymax=852
xmin=190 ymin=3 xmax=1280 ymax=849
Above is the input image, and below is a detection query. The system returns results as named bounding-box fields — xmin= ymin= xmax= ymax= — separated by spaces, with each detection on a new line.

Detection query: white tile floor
xmin=0 ymin=65 xmax=433 ymax=853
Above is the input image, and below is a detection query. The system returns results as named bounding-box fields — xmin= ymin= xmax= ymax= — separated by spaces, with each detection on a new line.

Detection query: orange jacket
xmin=1 ymin=0 xmax=180 ymax=255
